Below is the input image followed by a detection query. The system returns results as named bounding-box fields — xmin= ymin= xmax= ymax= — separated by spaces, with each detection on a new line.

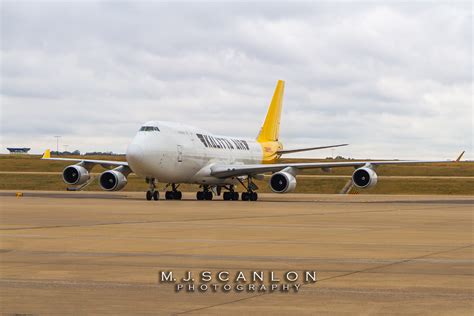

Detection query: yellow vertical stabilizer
xmin=257 ymin=80 xmax=285 ymax=163
xmin=257 ymin=80 xmax=285 ymax=142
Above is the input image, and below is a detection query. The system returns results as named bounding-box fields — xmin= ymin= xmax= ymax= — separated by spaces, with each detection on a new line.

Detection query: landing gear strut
xmin=196 ymin=185 xmax=213 ymax=200
xmin=223 ymin=185 xmax=239 ymax=201
xmin=146 ymin=178 xmax=159 ymax=201
xmin=238 ymin=177 xmax=258 ymax=201
xmin=165 ymin=183 xmax=182 ymax=200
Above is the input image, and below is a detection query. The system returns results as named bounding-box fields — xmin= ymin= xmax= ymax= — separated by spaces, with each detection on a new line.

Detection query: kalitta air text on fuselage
xmin=159 ymin=270 xmax=318 ymax=294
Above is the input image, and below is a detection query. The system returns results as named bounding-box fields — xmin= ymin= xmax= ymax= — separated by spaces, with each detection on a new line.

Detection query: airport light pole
xmin=54 ymin=136 xmax=61 ymax=155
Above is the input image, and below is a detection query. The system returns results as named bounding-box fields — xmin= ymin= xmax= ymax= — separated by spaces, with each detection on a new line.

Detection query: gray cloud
xmin=1 ymin=1 xmax=472 ymax=159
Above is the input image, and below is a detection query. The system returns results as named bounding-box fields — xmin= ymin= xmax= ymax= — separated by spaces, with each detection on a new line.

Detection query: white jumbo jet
xmin=41 ymin=80 xmax=464 ymax=201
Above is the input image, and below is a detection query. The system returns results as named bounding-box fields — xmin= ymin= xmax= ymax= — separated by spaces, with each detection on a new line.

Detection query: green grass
xmin=0 ymin=154 xmax=125 ymax=172
xmin=1 ymin=154 xmax=472 ymax=176
xmin=1 ymin=154 xmax=473 ymax=195
xmin=1 ymin=174 xmax=472 ymax=195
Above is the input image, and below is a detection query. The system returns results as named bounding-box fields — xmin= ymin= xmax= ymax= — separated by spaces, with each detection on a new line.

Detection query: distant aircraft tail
xmin=257 ymin=80 xmax=285 ymax=142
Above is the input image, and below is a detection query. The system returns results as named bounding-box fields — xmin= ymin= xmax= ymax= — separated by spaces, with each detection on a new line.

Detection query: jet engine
xmin=62 ymin=165 xmax=90 ymax=186
xmin=269 ymin=171 xmax=297 ymax=193
xmin=99 ymin=169 xmax=128 ymax=191
xmin=352 ymin=167 xmax=378 ymax=189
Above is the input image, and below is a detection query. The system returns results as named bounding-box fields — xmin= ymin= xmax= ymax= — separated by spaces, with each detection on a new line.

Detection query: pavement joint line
xmin=174 ymin=292 xmax=268 ymax=315
xmin=317 ymin=244 xmax=474 ymax=283
xmin=172 ymin=243 xmax=474 ymax=314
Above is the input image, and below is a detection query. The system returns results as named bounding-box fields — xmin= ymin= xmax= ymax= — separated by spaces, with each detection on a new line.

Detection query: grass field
xmin=1 ymin=154 xmax=473 ymax=176
xmin=1 ymin=154 xmax=473 ymax=194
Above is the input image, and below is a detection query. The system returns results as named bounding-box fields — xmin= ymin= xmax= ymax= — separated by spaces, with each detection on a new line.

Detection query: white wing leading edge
xmin=210 ymin=153 xmax=465 ymax=179
xmin=41 ymin=149 xmax=129 ymax=169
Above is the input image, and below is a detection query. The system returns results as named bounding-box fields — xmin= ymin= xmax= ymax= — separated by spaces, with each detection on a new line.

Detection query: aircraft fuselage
xmin=126 ymin=121 xmax=268 ymax=185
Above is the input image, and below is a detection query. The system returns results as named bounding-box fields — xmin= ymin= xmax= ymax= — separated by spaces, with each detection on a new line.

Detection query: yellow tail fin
xmin=257 ymin=80 xmax=285 ymax=142
xmin=42 ymin=149 xmax=51 ymax=159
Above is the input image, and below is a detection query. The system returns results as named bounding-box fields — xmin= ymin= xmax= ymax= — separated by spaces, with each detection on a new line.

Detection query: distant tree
xmin=84 ymin=151 xmax=124 ymax=156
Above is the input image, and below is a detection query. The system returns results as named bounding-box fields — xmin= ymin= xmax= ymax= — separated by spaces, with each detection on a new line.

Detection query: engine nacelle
xmin=269 ymin=171 xmax=297 ymax=193
xmin=99 ymin=170 xmax=128 ymax=191
xmin=62 ymin=165 xmax=90 ymax=185
xmin=352 ymin=167 xmax=378 ymax=189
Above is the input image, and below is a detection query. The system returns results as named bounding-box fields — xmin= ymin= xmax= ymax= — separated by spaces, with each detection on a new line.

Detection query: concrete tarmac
xmin=0 ymin=191 xmax=473 ymax=315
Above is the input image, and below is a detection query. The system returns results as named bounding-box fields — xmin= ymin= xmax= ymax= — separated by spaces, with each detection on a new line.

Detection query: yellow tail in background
xmin=257 ymin=80 xmax=285 ymax=163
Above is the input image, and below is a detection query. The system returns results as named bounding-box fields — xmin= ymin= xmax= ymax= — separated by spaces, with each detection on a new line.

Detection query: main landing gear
xmin=196 ymin=185 xmax=213 ymax=200
xmin=223 ymin=185 xmax=239 ymax=201
xmin=146 ymin=178 xmax=159 ymax=201
xmin=241 ymin=191 xmax=258 ymax=201
xmin=165 ymin=183 xmax=182 ymax=200
xmin=238 ymin=176 xmax=258 ymax=201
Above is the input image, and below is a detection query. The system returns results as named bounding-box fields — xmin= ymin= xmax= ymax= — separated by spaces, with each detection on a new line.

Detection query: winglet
xmin=42 ymin=149 xmax=51 ymax=159
xmin=455 ymin=151 xmax=465 ymax=162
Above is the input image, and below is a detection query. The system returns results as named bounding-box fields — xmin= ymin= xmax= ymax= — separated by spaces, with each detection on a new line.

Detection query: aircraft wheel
xmin=205 ymin=191 xmax=213 ymax=200
xmin=165 ymin=191 xmax=174 ymax=200
xmin=196 ymin=191 xmax=204 ymax=200
xmin=241 ymin=192 xmax=249 ymax=201
xmin=232 ymin=192 xmax=239 ymax=200
xmin=146 ymin=191 xmax=152 ymax=201
xmin=223 ymin=192 xmax=231 ymax=200
xmin=174 ymin=191 xmax=182 ymax=200
xmin=250 ymin=192 xmax=258 ymax=201
xmin=153 ymin=191 xmax=159 ymax=200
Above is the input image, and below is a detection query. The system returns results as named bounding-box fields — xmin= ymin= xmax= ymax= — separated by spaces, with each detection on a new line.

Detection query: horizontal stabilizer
xmin=277 ymin=144 xmax=348 ymax=155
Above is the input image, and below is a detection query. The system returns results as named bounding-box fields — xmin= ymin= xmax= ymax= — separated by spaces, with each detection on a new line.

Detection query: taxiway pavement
xmin=1 ymin=191 xmax=472 ymax=315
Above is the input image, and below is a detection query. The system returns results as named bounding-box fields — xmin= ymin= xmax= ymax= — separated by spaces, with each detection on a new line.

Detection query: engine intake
xmin=352 ymin=167 xmax=378 ymax=189
xmin=62 ymin=165 xmax=90 ymax=185
xmin=99 ymin=169 xmax=128 ymax=191
xmin=270 ymin=171 xmax=297 ymax=193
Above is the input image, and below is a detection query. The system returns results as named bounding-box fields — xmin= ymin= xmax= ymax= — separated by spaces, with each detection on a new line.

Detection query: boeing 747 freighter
xmin=41 ymin=80 xmax=463 ymax=201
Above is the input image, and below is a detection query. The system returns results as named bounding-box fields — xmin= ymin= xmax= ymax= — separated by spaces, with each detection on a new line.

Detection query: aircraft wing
xmin=210 ymin=156 xmax=462 ymax=178
xmin=41 ymin=149 xmax=128 ymax=169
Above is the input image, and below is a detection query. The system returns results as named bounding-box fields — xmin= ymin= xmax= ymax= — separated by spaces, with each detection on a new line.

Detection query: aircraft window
xmin=140 ymin=126 xmax=160 ymax=132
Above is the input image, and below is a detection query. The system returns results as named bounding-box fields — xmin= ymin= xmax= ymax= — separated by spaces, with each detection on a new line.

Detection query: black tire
xmin=153 ymin=191 xmax=159 ymax=200
xmin=241 ymin=192 xmax=249 ymax=201
xmin=250 ymin=192 xmax=258 ymax=201
xmin=146 ymin=191 xmax=152 ymax=200
xmin=223 ymin=192 xmax=230 ymax=200
xmin=174 ymin=191 xmax=182 ymax=200
xmin=165 ymin=191 xmax=174 ymax=200
xmin=232 ymin=192 xmax=239 ymax=200
xmin=205 ymin=191 xmax=213 ymax=200
xmin=196 ymin=191 xmax=204 ymax=200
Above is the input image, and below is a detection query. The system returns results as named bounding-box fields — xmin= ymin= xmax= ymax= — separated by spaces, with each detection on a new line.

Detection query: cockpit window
xmin=139 ymin=126 xmax=160 ymax=132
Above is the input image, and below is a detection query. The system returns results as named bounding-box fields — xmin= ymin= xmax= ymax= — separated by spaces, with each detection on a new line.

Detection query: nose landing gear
xmin=146 ymin=178 xmax=159 ymax=201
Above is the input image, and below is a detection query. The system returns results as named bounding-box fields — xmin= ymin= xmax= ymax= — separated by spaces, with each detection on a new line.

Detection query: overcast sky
xmin=1 ymin=1 xmax=472 ymax=159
